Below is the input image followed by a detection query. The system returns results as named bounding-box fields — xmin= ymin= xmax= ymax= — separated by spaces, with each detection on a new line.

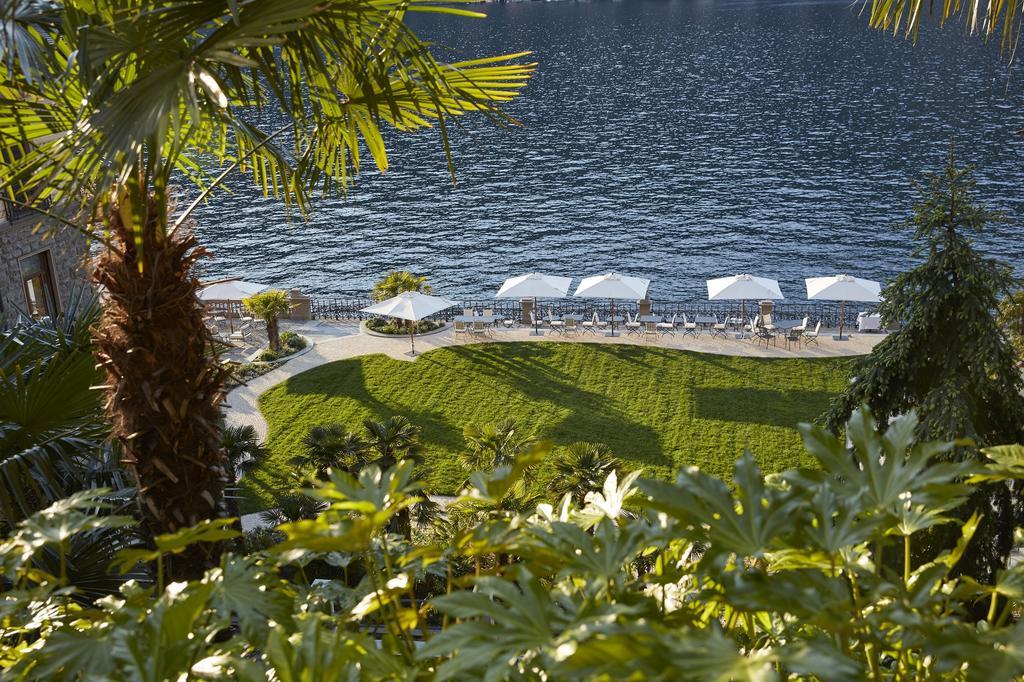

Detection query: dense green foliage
xmin=825 ymin=155 xmax=1024 ymax=582
xmin=999 ymin=290 xmax=1024 ymax=361
xmin=366 ymin=318 xmax=444 ymax=335
xmin=6 ymin=409 xmax=1024 ymax=680
xmin=255 ymin=332 xmax=307 ymax=362
xmin=0 ymin=302 xmax=118 ymax=525
xmin=247 ymin=343 xmax=852 ymax=508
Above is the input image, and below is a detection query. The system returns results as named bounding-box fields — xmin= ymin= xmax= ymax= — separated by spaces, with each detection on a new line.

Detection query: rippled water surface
xmin=192 ymin=0 xmax=1024 ymax=300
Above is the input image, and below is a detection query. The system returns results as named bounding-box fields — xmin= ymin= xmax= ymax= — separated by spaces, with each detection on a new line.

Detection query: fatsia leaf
xmin=153 ymin=518 xmax=240 ymax=554
xmin=206 ymin=555 xmax=296 ymax=640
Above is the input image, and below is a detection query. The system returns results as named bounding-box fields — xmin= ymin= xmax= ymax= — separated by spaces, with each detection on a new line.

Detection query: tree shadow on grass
xmin=274 ymin=345 xmax=671 ymax=474
xmin=418 ymin=345 xmax=671 ymax=468
xmin=249 ymin=356 xmax=467 ymax=500
xmin=693 ymin=387 xmax=835 ymax=428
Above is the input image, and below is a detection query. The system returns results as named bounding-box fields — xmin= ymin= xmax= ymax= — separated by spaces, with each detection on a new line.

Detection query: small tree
xmin=372 ymin=271 xmax=432 ymax=302
xmin=293 ymin=425 xmax=367 ymax=480
xmin=244 ymin=290 xmax=292 ymax=352
xmin=459 ymin=419 xmax=534 ymax=474
xmin=552 ymin=442 xmax=621 ymax=505
xmin=824 ymin=150 xmax=1024 ymax=582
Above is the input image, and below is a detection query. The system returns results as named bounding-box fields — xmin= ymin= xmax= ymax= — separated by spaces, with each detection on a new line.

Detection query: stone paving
xmin=223 ymin=319 xmax=885 ymax=442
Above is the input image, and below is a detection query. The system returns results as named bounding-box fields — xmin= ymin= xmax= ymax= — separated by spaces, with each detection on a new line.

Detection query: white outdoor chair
xmin=564 ymin=316 xmax=580 ymax=335
xmin=463 ymin=308 xmax=473 ymax=317
xmin=746 ymin=316 xmax=759 ymax=341
xmin=643 ymin=321 xmax=660 ymax=342
xmin=581 ymin=312 xmax=599 ymax=335
xmin=711 ymin=316 xmax=728 ymax=339
xmin=624 ymin=312 xmax=642 ymax=336
xmin=470 ymin=320 xmax=489 ymax=338
xmin=804 ymin=320 xmax=822 ymax=346
xmin=681 ymin=313 xmax=698 ymax=338
xmin=453 ymin=320 xmax=468 ymax=338
xmin=657 ymin=314 xmax=677 ymax=336
xmin=795 ymin=316 xmax=809 ymax=332
xmin=547 ymin=308 xmax=566 ymax=334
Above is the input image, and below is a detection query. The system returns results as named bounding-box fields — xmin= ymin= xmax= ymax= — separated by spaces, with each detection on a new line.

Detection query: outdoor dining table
xmin=772 ymin=319 xmax=804 ymax=330
xmin=639 ymin=315 xmax=663 ymax=323
xmin=544 ymin=314 xmax=586 ymax=321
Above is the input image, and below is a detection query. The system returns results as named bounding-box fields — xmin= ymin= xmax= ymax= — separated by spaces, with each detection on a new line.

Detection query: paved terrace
xmin=224 ymin=320 xmax=885 ymax=443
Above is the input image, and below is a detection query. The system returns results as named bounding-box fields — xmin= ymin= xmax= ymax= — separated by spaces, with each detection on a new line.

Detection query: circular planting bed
xmin=243 ymin=342 xmax=854 ymax=508
xmin=361 ymin=318 xmax=448 ymax=338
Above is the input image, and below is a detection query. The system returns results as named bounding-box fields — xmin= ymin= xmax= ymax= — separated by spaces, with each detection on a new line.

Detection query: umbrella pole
xmin=410 ymin=320 xmax=416 ymax=355
xmin=839 ymin=300 xmax=845 ymax=341
xmin=611 ymin=299 xmax=616 ymax=337
xmin=741 ymin=299 xmax=745 ymax=338
xmin=534 ymin=296 xmax=539 ymax=336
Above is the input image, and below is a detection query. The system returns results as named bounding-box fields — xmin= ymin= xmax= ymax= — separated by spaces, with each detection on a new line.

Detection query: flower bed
xmin=365 ymin=317 xmax=444 ymax=335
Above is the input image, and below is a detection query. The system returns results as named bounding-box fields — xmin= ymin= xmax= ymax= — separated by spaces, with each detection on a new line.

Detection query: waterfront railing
xmin=308 ymin=297 xmax=865 ymax=328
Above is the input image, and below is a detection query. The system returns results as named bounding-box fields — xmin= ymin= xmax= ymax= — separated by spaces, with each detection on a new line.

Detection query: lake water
xmin=192 ymin=0 xmax=1024 ymax=301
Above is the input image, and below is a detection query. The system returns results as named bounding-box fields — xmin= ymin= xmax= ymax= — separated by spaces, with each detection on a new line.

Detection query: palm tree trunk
xmin=267 ymin=317 xmax=281 ymax=351
xmin=91 ymin=193 xmax=229 ymax=581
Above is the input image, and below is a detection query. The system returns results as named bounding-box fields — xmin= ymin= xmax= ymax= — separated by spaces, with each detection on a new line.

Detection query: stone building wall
xmin=0 ymin=201 xmax=91 ymax=324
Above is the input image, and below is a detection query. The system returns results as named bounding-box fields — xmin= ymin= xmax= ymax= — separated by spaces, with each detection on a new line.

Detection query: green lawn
xmin=246 ymin=342 xmax=853 ymax=509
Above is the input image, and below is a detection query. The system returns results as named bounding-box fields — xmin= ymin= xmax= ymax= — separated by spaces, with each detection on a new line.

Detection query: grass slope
xmin=246 ymin=343 xmax=852 ymax=509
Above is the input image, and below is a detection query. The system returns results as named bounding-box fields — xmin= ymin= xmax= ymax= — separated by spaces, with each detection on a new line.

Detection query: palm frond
xmin=864 ymin=0 xmax=1022 ymax=49
xmin=0 ymin=0 xmax=536 ymax=236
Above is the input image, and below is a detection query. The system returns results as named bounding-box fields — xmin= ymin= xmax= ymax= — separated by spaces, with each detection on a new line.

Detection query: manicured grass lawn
xmin=245 ymin=343 xmax=853 ymax=509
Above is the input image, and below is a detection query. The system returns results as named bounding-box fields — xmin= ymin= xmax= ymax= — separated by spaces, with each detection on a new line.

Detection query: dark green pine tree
xmin=824 ymin=150 xmax=1024 ymax=583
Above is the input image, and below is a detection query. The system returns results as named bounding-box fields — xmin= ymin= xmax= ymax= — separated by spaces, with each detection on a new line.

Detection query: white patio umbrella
xmin=706 ymin=274 xmax=784 ymax=336
xmin=361 ymin=291 xmax=458 ymax=355
xmin=494 ymin=272 xmax=572 ymax=336
xmin=805 ymin=274 xmax=881 ymax=340
xmin=198 ymin=279 xmax=268 ymax=301
xmin=573 ymin=272 xmax=650 ymax=337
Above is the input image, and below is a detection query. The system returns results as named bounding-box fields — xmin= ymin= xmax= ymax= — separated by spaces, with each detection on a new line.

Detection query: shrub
xmin=366 ymin=317 xmax=443 ymax=335
xmin=7 ymin=409 xmax=1024 ymax=680
xmin=279 ymin=331 xmax=307 ymax=352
